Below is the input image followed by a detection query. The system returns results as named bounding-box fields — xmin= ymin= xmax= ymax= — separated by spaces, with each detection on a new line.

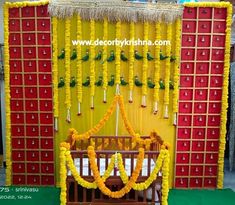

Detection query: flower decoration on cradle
xmin=94 ymin=50 xmax=102 ymax=61
xmin=170 ymin=53 xmax=176 ymax=62
xmin=70 ymin=76 xmax=76 ymax=87
xmin=81 ymin=49 xmax=89 ymax=61
xmin=58 ymin=48 xmax=65 ymax=59
xmin=159 ymin=79 xmax=165 ymax=89
xmin=120 ymin=76 xmax=128 ymax=86
xmin=147 ymin=77 xmax=155 ymax=89
xmin=121 ymin=50 xmax=128 ymax=62
xmin=70 ymin=49 xmax=77 ymax=60
xmin=82 ymin=76 xmax=90 ymax=87
xmin=160 ymin=50 xmax=168 ymax=60
xmin=108 ymin=75 xmax=115 ymax=86
xmin=107 ymin=50 xmax=115 ymax=62
xmin=134 ymin=50 xmax=143 ymax=60
xmin=135 ymin=76 xmax=143 ymax=87
xmin=95 ymin=76 xmax=103 ymax=86
xmin=58 ymin=77 xmax=65 ymax=88
xmin=147 ymin=51 xmax=154 ymax=61
xmin=169 ymin=79 xmax=174 ymax=90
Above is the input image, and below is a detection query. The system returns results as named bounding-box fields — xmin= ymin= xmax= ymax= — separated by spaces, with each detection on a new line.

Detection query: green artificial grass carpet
xmin=168 ymin=189 xmax=235 ymax=205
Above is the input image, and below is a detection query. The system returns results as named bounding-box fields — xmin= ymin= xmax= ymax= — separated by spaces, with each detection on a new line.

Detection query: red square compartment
xmin=191 ymin=153 xmax=204 ymax=164
xmin=9 ymin=33 xmax=21 ymax=45
xmin=13 ymin=175 xmax=26 ymax=185
xmin=192 ymin=141 xmax=205 ymax=152
xmin=38 ymin=47 xmax=51 ymax=59
xmin=205 ymin=153 xmax=218 ymax=164
xmin=12 ymin=138 xmax=25 ymax=149
xmin=175 ymin=165 xmax=189 ymax=176
xmin=22 ymin=19 xmax=35 ymax=31
xmin=12 ymin=150 xmax=25 ymax=161
xmin=41 ymin=176 xmax=55 ymax=185
xmin=181 ymin=62 xmax=194 ymax=74
xmin=205 ymin=166 xmax=217 ymax=176
xmin=208 ymin=115 xmax=221 ymax=126
xmin=212 ymin=35 xmax=225 ymax=47
xmin=190 ymin=166 xmax=203 ymax=176
xmin=179 ymin=102 xmax=192 ymax=113
xmin=197 ymin=49 xmax=210 ymax=61
xmin=21 ymin=6 xmax=35 ymax=17
xmin=27 ymin=163 xmax=39 ymax=173
xmin=204 ymin=178 xmax=217 ymax=188
xmin=210 ymin=76 xmax=223 ymax=88
xmin=176 ymin=153 xmax=190 ymax=164
xmin=12 ymin=163 xmax=25 ymax=173
xmin=190 ymin=178 xmax=202 ymax=188
xmin=214 ymin=8 xmax=227 ymax=19
xmin=37 ymin=33 xmax=51 ymax=45
xmin=181 ymin=49 xmax=195 ymax=60
xmin=211 ymin=63 xmax=224 ymax=74
xmin=198 ymin=7 xmax=212 ymax=19
xmin=26 ymin=113 xmax=39 ymax=124
xmin=37 ymin=19 xmax=51 ymax=31
xmin=24 ymin=74 xmax=37 ymax=85
xmin=198 ymin=21 xmax=211 ymax=33
xmin=177 ymin=128 xmax=191 ymax=139
xmin=193 ymin=115 xmax=206 ymax=126
xmin=40 ymin=126 xmax=53 ymax=137
xmin=27 ymin=175 xmax=40 ymax=185
xmin=26 ymin=126 xmax=39 ymax=137
xmin=9 ymin=19 xmax=20 ymax=32
xmin=10 ymin=100 xmax=23 ymax=111
xmin=11 ymin=125 xmax=24 ymax=137
xmin=183 ymin=7 xmax=197 ymax=19
xmin=39 ymin=87 xmax=52 ymax=98
xmin=23 ymin=60 xmax=37 ymax=72
xmin=195 ymin=76 xmax=209 ymax=87
xmin=192 ymin=128 xmax=205 ymax=139
xmin=25 ymin=87 xmax=38 ymax=98
xmin=178 ymin=115 xmax=192 ymax=126
xmin=41 ymin=163 xmax=54 ymax=174
xmin=197 ymin=35 xmax=210 ymax=47
xmin=212 ymin=49 xmax=224 ymax=61
xmin=194 ymin=89 xmax=208 ymax=101
xmin=207 ymin=128 xmax=220 ymax=139
xmin=10 ymin=87 xmax=23 ymax=99
xmin=10 ymin=60 xmax=22 ymax=73
xmin=22 ymin=33 xmax=36 ymax=45
xmin=26 ymin=151 xmax=39 ymax=161
xmin=9 ymin=8 xmax=20 ymax=18
xmin=182 ymin=21 xmax=196 ymax=33
xmin=194 ymin=102 xmax=207 ymax=113
xmin=206 ymin=141 xmax=219 ymax=152
xmin=209 ymin=102 xmax=221 ymax=114
xmin=39 ymin=74 xmax=52 ymax=85
xmin=10 ymin=74 xmax=23 ymax=85
xmin=180 ymin=76 xmax=193 ymax=87
xmin=175 ymin=178 xmax=188 ymax=188
xmin=41 ymin=151 xmax=54 ymax=161
xmin=209 ymin=89 xmax=222 ymax=101
xmin=179 ymin=89 xmax=193 ymax=100
xmin=38 ymin=60 xmax=52 ymax=72
xmin=213 ymin=21 xmax=226 ymax=33
xmin=41 ymin=138 xmax=54 ymax=149
xmin=26 ymin=138 xmax=39 ymax=149
xmin=40 ymin=100 xmax=53 ymax=111
xmin=23 ymin=47 xmax=36 ymax=59
xmin=11 ymin=113 xmax=24 ymax=124
xmin=177 ymin=140 xmax=190 ymax=152
xmin=25 ymin=100 xmax=38 ymax=111
xmin=9 ymin=47 xmax=21 ymax=59
xmin=37 ymin=5 xmax=49 ymax=17
xmin=182 ymin=35 xmax=196 ymax=47
xmin=40 ymin=113 xmax=53 ymax=124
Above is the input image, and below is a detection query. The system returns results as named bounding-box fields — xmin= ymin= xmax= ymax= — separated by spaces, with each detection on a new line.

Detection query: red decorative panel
xmin=8 ymin=4 xmax=54 ymax=186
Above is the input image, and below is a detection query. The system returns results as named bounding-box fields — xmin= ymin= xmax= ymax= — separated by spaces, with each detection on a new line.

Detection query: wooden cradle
xmin=64 ymin=134 xmax=167 ymax=205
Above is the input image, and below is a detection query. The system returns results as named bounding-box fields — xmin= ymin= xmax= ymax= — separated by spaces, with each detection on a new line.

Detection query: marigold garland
xmin=5 ymin=0 xmax=49 ymax=8
xmin=77 ymin=15 xmax=82 ymax=114
xmin=102 ymin=18 xmax=108 ymax=102
xmin=164 ymin=23 xmax=172 ymax=118
xmin=90 ymin=19 xmax=96 ymax=108
xmin=65 ymin=18 xmax=71 ymax=122
xmin=142 ymin=22 xmax=149 ymax=107
xmin=52 ymin=17 xmax=59 ymax=130
xmin=60 ymin=147 xmax=67 ymax=205
xmin=115 ymin=21 xmax=121 ymax=85
xmin=172 ymin=18 xmax=181 ymax=125
xmin=153 ymin=22 xmax=161 ymax=114
xmin=3 ymin=3 xmax=12 ymax=186
xmin=129 ymin=22 xmax=135 ymax=102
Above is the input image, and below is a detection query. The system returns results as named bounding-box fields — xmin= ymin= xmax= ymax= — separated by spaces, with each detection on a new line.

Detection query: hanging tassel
xmin=54 ymin=117 xmax=58 ymax=131
xmin=129 ymin=90 xmax=133 ymax=103
xmin=173 ymin=112 xmax=177 ymax=126
xmin=153 ymin=101 xmax=158 ymax=115
xmin=66 ymin=109 xmax=71 ymax=123
xmin=164 ymin=105 xmax=169 ymax=119
xmin=91 ymin=96 xmax=94 ymax=109
xmin=77 ymin=102 xmax=81 ymax=116
xmin=103 ymin=89 xmax=107 ymax=103
xmin=141 ymin=95 xmax=147 ymax=108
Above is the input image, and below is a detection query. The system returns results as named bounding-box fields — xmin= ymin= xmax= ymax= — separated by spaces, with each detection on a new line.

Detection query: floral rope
xmin=153 ymin=22 xmax=161 ymax=114
xmin=129 ymin=22 xmax=135 ymax=103
xmin=77 ymin=15 xmax=82 ymax=115
xmin=115 ymin=21 xmax=121 ymax=86
xmin=5 ymin=0 xmax=49 ymax=8
xmin=65 ymin=18 xmax=71 ymax=122
xmin=52 ymin=17 xmax=59 ymax=130
xmin=60 ymin=147 xmax=67 ymax=205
